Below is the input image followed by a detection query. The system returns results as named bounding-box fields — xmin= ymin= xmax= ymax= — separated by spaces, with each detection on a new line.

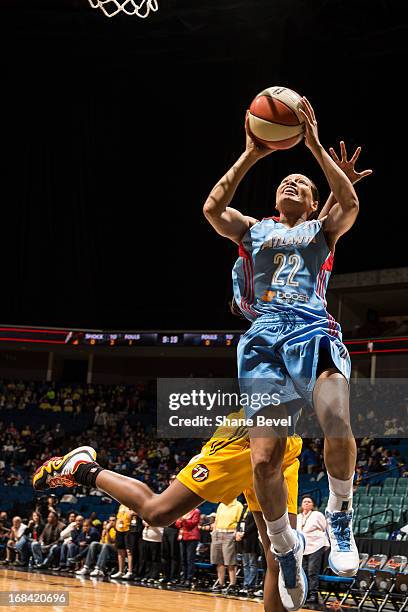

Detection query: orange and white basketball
xmin=248 ymin=86 xmax=305 ymax=150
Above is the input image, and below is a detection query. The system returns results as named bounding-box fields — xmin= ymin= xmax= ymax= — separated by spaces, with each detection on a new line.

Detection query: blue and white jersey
xmin=232 ymin=217 xmax=338 ymax=330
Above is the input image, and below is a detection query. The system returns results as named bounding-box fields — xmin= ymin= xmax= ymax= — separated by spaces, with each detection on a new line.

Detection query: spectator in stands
xmin=175 ymin=508 xmax=201 ymax=587
xmin=47 ymin=495 xmax=59 ymax=516
xmin=54 ymin=513 xmax=82 ymax=570
xmin=235 ymin=506 xmax=259 ymax=596
xmin=68 ymin=518 xmax=99 ymax=569
xmin=4 ymin=466 xmax=24 ymax=486
xmin=1 ymin=516 xmax=27 ymax=565
xmin=297 ymin=495 xmax=329 ymax=605
xmin=157 ymin=441 xmax=170 ymax=459
xmin=89 ymin=511 xmax=103 ymax=537
xmin=253 ymin=542 xmax=266 ymax=599
xmin=21 ymin=425 xmax=32 ymax=437
xmin=354 ymin=466 xmax=366 ymax=491
xmin=367 ymin=455 xmax=382 ymax=474
xmin=124 ymin=510 xmax=143 ymax=579
xmin=381 ymin=449 xmax=400 ymax=477
xmin=111 ymin=504 xmax=133 ymax=579
xmin=0 ymin=512 xmax=11 ymax=559
xmin=139 ymin=521 xmax=163 ymax=583
xmin=161 ymin=476 xmax=181 ymax=585
xmin=196 ymin=513 xmax=214 ymax=563
xmin=210 ymin=497 xmax=243 ymax=594
xmin=14 ymin=510 xmax=44 ymax=566
xmin=301 ymin=443 xmax=319 ymax=474
xmin=76 ymin=515 xmax=117 ymax=576
xmin=31 ymin=511 xmax=65 ymax=568
xmin=33 ymin=494 xmax=59 ymax=521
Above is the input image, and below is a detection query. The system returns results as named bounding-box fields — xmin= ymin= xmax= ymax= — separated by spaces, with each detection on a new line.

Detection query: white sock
xmin=327 ymin=474 xmax=354 ymax=513
xmin=264 ymin=510 xmax=297 ymax=554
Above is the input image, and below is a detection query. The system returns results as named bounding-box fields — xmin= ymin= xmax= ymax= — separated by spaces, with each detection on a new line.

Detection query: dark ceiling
xmin=0 ymin=0 xmax=406 ymax=330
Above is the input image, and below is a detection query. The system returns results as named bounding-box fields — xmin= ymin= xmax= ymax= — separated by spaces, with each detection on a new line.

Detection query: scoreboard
xmin=1 ymin=325 xmax=408 ymax=353
xmin=73 ymin=331 xmax=242 ymax=347
xmin=0 ymin=327 xmax=242 ymax=347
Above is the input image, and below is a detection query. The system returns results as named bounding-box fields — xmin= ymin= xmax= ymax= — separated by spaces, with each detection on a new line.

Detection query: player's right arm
xmin=203 ymin=113 xmax=275 ymax=244
xmin=318 ymin=143 xmax=373 ymax=220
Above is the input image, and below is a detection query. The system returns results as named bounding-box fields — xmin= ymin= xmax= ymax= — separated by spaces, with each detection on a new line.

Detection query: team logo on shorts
xmin=192 ymin=464 xmax=209 ymax=482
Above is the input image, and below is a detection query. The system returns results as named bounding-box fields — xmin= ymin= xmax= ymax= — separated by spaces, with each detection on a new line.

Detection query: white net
xmin=88 ymin=0 xmax=158 ymax=18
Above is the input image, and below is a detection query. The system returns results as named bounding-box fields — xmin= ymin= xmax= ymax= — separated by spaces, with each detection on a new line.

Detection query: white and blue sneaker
xmin=273 ymin=530 xmax=308 ymax=611
xmin=325 ymin=509 xmax=359 ymax=577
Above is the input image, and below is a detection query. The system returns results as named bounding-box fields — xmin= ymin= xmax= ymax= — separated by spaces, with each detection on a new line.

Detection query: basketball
xmin=248 ymin=86 xmax=305 ymax=150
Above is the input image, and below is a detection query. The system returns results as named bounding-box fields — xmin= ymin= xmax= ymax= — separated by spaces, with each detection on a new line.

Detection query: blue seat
xmin=319 ymin=575 xmax=354 ymax=584
xmin=358 ymin=496 xmax=374 ymax=507
xmin=382 ymin=486 xmax=395 ymax=497
xmin=368 ymin=486 xmax=382 ymax=497
xmin=395 ymin=480 xmax=408 ymax=494
xmin=373 ymin=531 xmax=389 ymax=540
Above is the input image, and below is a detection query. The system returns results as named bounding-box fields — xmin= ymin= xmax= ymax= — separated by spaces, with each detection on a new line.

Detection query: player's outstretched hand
xmin=329 ymin=141 xmax=373 ymax=184
xmin=298 ymin=96 xmax=321 ymax=153
xmin=245 ymin=110 xmax=276 ymax=160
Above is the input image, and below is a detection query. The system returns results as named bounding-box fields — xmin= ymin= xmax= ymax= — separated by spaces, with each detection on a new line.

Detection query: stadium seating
xmin=369 ymin=485 xmax=383 ymax=496
xmin=349 ymin=479 xmax=408 ymax=538
xmin=373 ymin=531 xmax=389 ymax=540
xmin=358 ymin=495 xmax=375 ymax=507
xmin=382 ymin=478 xmax=398 ymax=494
xmin=396 ymin=480 xmax=408 ymax=494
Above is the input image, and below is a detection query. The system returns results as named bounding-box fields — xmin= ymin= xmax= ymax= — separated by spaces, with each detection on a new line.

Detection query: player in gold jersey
xmin=33 ymin=410 xmax=301 ymax=612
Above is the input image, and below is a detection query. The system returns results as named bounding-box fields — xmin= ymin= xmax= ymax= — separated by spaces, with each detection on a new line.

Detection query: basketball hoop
xmin=88 ymin=0 xmax=158 ymax=18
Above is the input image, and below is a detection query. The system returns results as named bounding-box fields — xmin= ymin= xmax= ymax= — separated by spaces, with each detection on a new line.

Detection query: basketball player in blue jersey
xmin=203 ymin=96 xmax=372 ymax=611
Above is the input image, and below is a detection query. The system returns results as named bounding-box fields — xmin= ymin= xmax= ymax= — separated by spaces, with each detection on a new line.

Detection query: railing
xmin=356 ymin=508 xmax=395 ymax=537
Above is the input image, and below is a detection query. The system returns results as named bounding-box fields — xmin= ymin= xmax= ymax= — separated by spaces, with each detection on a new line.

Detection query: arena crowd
xmin=1 ymin=379 xmax=407 ymax=598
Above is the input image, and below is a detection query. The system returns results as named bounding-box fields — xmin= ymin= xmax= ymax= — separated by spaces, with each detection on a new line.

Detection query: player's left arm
xmin=299 ymin=97 xmax=369 ymax=249
xmin=318 ymin=142 xmax=373 ymax=220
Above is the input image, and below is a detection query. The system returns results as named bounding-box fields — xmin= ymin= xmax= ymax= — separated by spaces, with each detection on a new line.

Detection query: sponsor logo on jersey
xmin=192 ymin=464 xmax=209 ymax=482
xmin=276 ymin=291 xmax=309 ymax=303
xmin=260 ymin=290 xmax=308 ymax=303
xmin=261 ymin=290 xmax=277 ymax=302
xmin=261 ymin=235 xmax=317 ymax=250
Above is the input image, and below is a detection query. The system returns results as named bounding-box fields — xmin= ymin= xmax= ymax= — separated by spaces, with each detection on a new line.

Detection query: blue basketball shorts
xmin=237 ymin=313 xmax=351 ymax=418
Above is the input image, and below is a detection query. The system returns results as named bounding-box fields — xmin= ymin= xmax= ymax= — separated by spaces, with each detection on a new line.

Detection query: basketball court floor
xmin=0 ymin=569 xmax=314 ymax=611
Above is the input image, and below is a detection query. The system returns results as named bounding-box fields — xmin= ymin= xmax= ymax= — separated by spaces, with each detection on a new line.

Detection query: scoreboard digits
xmin=77 ymin=332 xmax=242 ymax=347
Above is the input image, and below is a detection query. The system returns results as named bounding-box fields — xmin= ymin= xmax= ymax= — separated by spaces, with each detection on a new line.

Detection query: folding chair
xmin=378 ymin=557 xmax=408 ymax=612
xmin=340 ymin=554 xmax=388 ymax=608
xmin=357 ymin=555 xmax=397 ymax=610
xmin=319 ymin=571 xmax=354 ymax=607
xmin=193 ymin=561 xmax=217 ymax=591
xmin=393 ymin=568 xmax=408 ymax=612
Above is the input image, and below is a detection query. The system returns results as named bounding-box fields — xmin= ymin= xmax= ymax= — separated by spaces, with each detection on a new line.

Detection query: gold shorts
xmin=177 ymin=435 xmax=301 ymax=515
